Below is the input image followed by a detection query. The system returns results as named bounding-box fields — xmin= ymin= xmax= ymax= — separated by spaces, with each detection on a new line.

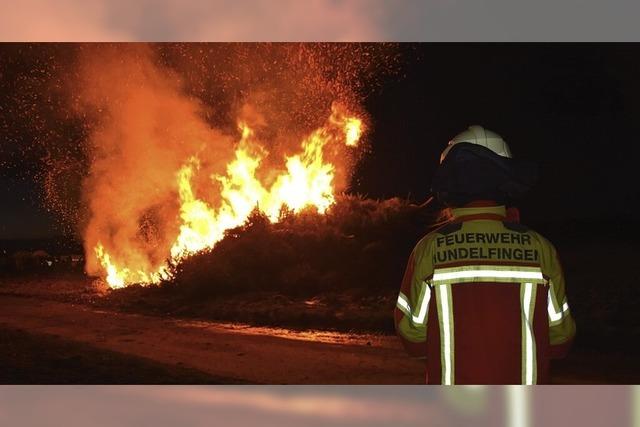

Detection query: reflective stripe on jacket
xmin=394 ymin=204 xmax=576 ymax=384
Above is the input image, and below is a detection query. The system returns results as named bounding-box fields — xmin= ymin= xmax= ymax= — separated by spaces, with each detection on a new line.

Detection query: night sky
xmin=356 ymin=44 xmax=640 ymax=224
xmin=1 ymin=44 xmax=639 ymax=239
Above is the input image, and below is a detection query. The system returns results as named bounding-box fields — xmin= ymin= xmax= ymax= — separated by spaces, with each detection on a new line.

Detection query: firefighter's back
xmin=425 ymin=215 xmax=553 ymax=384
xmin=395 ymin=204 xmax=575 ymax=384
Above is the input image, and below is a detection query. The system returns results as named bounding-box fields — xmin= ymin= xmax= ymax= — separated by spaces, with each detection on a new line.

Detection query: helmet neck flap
xmin=431 ymin=142 xmax=538 ymax=207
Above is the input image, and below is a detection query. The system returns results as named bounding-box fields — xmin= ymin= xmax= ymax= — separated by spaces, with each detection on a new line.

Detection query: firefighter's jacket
xmin=394 ymin=204 xmax=576 ymax=384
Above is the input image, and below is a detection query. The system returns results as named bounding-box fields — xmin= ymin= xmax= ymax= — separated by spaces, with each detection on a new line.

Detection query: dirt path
xmin=0 ymin=295 xmax=424 ymax=384
xmin=0 ymin=327 xmax=236 ymax=384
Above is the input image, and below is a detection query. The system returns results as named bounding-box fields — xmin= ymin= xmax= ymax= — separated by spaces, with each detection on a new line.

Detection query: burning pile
xmin=94 ymin=104 xmax=362 ymax=288
xmin=53 ymin=45 xmax=402 ymax=290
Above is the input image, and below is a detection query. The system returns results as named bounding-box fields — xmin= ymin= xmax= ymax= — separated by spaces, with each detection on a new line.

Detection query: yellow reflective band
xmin=412 ymin=282 xmax=431 ymax=325
xmin=396 ymin=293 xmax=411 ymax=315
xmin=434 ymin=264 xmax=543 ymax=274
xmin=547 ymin=288 xmax=570 ymax=324
xmin=520 ymin=282 xmax=537 ymax=385
xmin=437 ymin=284 xmax=455 ymax=385
xmin=396 ymin=285 xmax=432 ymax=325
xmin=433 ymin=269 xmax=544 ymax=282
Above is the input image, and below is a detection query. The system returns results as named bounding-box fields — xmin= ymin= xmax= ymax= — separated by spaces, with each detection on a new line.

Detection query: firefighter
xmin=394 ymin=125 xmax=576 ymax=384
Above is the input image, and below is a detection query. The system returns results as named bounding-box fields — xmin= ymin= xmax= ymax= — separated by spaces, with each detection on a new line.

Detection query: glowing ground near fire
xmin=94 ymin=104 xmax=363 ymax=288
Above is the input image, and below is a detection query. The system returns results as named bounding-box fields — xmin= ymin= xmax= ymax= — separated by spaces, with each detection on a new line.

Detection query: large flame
xmin=94 ymin=104 xmax=363 ymax=288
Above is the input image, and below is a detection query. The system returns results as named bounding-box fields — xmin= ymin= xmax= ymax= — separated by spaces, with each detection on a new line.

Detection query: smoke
xmin=71 ymin=45 xmax=235 ymax=275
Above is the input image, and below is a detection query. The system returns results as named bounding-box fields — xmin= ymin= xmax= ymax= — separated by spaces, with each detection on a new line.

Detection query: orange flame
xmin=95 ymin=104 xmax=363 ymax=288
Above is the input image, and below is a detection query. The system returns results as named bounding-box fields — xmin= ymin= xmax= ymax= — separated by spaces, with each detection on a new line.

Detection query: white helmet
xmin=440 ymin=125 xmax=511 ymax=163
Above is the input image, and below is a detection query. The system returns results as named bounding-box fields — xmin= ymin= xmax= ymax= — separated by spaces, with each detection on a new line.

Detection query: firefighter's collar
xmin=450 ymin=203 xmax=507 ymax=221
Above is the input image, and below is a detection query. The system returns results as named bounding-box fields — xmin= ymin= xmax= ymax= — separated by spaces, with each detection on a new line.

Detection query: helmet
xmin=440 ymin=125 xmax=511 ymax=163
xmin=431 ymin=125 xmax=537 ymax=206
